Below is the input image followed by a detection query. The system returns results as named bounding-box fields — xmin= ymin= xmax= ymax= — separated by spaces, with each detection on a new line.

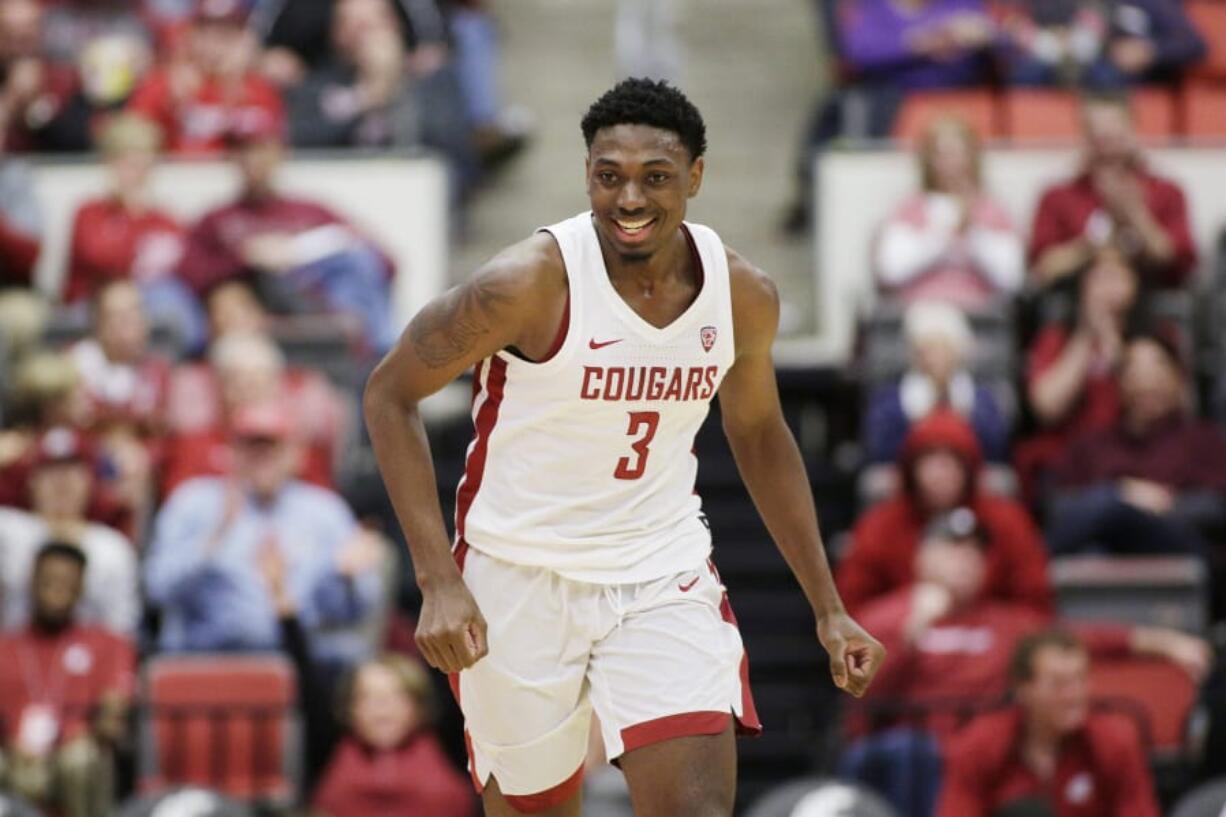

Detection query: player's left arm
xmin=718 ymin=249 xmax=885 ymax=697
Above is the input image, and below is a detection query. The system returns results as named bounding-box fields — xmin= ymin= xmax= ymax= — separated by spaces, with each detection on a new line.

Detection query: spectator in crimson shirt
xmin=313 ymin=653 xmax=476 ymax=817
xmin=65 ymin=114 xmax=206 ymax=351
xmin=1047 ymin=332 xmax=1226 ymax=557
xmin=841 ymin=510 xmax=1207 ymax=816
xmin=837 ymin=410 xmax=1052 ymax=616
xmin=1028 ymin=94 xmax=1196 ymax=290
xmin=936 ymin=630 xmax=1162 ymax=817
xmin=126 ymin=0 xmax=283 ymax=156
xmin=176 ymin=117 xmax=397 ymax=353
xmin=0 ymin=143 xmax=41 ymax=289
xmin=1014 ymin=245 xmax=1150 ymax=500
xmin=161 ymin=329 xmax=344 ymax=496
xmin=0 ymin=542 xmax=135 ymax=817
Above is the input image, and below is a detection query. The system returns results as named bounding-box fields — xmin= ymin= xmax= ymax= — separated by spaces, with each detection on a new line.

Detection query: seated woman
xmin=864 ymin=300 xmax=1009 ymax=464
xmin=873 ymin=116 xmax=1024 ymax=309
xmin=313 ymin=654 xmax=475 ymax=817
xmin=1015 ymin=244 xmax=1147 ymax=500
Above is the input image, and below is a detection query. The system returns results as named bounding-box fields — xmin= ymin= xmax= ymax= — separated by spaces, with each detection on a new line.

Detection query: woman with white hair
xmin=864 ymin=300 xmax=1008 ymax=463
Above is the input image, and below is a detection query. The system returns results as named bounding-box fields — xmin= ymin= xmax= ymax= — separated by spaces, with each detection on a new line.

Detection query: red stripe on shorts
xmin=620 ymin=711 xmax=732 ymax=754
xmin=502 ymin=763 xmax=585 ymax=813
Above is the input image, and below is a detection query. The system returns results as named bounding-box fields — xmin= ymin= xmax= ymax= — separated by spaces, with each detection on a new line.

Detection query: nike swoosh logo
xmin=589 ymin=338 xmax=623 ymax=350
xmin=678 ymin=577 xmax=699 ymax=593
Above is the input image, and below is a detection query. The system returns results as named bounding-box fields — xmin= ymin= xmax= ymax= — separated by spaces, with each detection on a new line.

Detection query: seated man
xmin=144 ymin=401 xmax=384 ymax=664
xmin=1028 ymin=94 xmax=1196 ymax=290
xmin=0 ymin=426 xmax=139 ymax=637
xmin=839 ymin=411 xmax=1051 ymax=615
xmin=0 ymin=542 xmax=136 ymax=817
xmin=937 ymin=630 xmax=1163 ymax=817
xmin=842 ymin=510 xmax=1205 ymax=817
xmin=1047 ymin=332 xmax=1226 ymax=557
xmin=176 ymin=117 xmax=397 ymax=354
xmin=864 ymin=300 xmax=1009 ymax=464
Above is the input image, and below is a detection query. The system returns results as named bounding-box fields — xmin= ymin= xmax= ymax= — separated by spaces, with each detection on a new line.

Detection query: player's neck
xmin=598 ymin=228 xmax=690 ymax=294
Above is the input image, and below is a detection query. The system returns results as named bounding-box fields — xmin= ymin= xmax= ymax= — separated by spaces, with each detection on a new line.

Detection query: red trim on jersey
xmin=681 ymin=223 xmax=705 ymax=289
xmin=706 ymin=559 xmax=763 ymax=735
xmin=455 ymin=357 xmax=508 ymax=540
xmin=502 ymin=764 xmax=585 ymax=813
xmin=620 ymin=711 xmax=732 ymax=754
xmin=537 ymin=292 xmax=571 ymax=363
xmin=453 ymin=538 xmax=470 ymax=571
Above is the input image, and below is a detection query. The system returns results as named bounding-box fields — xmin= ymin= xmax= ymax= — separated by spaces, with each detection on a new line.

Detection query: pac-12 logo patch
xmin=700 ymin=325 xmax=717 ymax=353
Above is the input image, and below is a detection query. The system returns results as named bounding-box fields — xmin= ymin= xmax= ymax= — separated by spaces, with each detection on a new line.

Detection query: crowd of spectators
xmin=0 ymin=2 xmax=505 ymax=814
xmin=834 ymin=87 xmax=1226 ymax=817
xmin=784 ymin=0 xmax=1214 ymax=232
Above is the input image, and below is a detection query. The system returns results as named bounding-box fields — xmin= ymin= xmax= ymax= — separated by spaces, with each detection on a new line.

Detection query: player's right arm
xmin=363 ymin=233 xmax=564 ymax=673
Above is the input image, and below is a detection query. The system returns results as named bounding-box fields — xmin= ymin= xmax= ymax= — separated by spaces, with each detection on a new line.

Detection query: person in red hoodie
xmin=837 ymin=410 xmax=1051 ymax=616
xmin=313 ymin=653 xmax=475 ymax=817
xmin=936 ymin=630 xmax=1162 ymax=817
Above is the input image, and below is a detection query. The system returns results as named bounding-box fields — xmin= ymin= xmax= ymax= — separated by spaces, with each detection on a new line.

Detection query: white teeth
xmin=615 ymin=218 xmax=654 ymax=234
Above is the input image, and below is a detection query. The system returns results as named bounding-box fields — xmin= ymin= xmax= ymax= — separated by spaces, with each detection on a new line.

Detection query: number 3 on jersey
xmin=614 ymin=411 xmax=660 ymax=480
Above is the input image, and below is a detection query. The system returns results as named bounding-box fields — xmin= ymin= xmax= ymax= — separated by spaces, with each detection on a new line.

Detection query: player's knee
xmin=638 ymin=779 xmax=734 ymax=817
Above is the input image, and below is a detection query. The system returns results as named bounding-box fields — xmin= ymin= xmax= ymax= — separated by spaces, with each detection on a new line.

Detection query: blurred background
xmin=1 ymin=0 xmax=1226 ymax=816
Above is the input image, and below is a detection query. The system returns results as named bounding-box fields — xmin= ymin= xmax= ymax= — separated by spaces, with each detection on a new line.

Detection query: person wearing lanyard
xmin=0 ymin=541 xmax=136 ymax=817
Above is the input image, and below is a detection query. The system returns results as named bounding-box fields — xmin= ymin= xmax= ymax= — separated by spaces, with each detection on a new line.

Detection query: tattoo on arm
xmin=409 ymin=276 xmax=516 ymax=368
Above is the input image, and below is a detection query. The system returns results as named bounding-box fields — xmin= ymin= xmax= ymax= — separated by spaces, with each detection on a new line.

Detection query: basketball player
xmin=364 ymin=78 xmax=885 ymax=817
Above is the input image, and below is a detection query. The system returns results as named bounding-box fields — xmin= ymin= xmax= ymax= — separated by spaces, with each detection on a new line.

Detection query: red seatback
xmin=1182 ymin=80 xmax=1226 ymax=139
xmin=1001 ymin=90 xmax=1081 ymax=143
xmin=140 ymin=655 xmax=298 ymax=802
xmin=891 ymin=90 xmax=1000 ymax=145
xmin=1130 ymin=87 xmax=1178 ymax=141
xmin=1090 ymin=656 xmax=1196 ymax=753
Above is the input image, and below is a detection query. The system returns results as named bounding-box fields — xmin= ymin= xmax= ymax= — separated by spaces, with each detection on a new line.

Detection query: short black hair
xmin=1009 ymin=629 xmax=1085 ymax=686
xmin=581 ymin=78 xmax=707 ymax=161
xmin=35 ymin=540 xmax=87 ymax=572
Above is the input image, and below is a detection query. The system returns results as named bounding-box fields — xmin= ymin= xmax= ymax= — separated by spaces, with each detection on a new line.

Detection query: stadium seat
xmin=1051 ymin=556 xmax=1209 ymax=634
xmin=1001 ymin=90 xmax=1081 ymax=143
xmin=1129 ymin=87 xmax=1178 ymax=141
xmin=1185 ymin=0 xmax=1226 ymax=80
xmin=138 ymin=654 xmax=300 ymax=805
xmin=891 ymin=90 xmax=999 ymax=144
xmin=1182 ymin=81 xmax=1226 ymax=140
xmin=1089 ymin=657 xmax=1197 ymax=756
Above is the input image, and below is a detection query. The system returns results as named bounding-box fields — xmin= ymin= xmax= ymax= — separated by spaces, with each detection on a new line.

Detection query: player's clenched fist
xmin=415 ymin=578 xmax=489 ymax=673
xmin=817 ymin=611 xmax=887 ymax=698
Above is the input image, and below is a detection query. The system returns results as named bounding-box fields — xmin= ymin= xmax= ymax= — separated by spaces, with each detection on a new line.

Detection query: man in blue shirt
xmin=145 ymin=401 xmax=384 ymax=661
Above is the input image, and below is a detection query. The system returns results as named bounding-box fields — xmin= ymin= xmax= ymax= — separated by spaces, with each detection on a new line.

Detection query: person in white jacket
xmin=0 ymin=427 xmax=138 ymax=637
xmin=874 ymin=116 xmax=1023 ymax=309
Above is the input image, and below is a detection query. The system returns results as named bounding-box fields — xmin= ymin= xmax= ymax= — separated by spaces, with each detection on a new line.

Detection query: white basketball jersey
xmin=455 ymin=211 xmax=737 ymax=583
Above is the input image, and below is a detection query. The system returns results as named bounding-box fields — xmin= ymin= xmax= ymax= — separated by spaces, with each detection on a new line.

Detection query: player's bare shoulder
xmin=408 ymin=232 xmax=568 ymax=370
xmin=725 ymin=246 xmax=780 ymax=358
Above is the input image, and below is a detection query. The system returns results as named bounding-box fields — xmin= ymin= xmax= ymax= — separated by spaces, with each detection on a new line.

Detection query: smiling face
xmin=585 ymin=124 xmax=703 ymax=263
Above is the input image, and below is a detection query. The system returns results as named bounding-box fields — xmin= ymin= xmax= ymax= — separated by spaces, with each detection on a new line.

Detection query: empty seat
xmin=138 ymin=654 xmax=300 ymax=805
xmin=1052 ymin=555 xmax=1209 ymax=633
xmin=1130 ymin=87 xmax=1177 ymax=140
xmin=1089 ymin=657 xmax=1196 ymax=755
xmin=891 ymin=90 xmax=999 ymax=144
xmin=1002 ymin=90 xmax=1081 ymax=143
xmin=1182 ymin=81 xmax=1226 ymax=140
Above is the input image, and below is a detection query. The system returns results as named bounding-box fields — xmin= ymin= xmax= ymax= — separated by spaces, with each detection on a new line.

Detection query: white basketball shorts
xmin=448 ymin=541 xmax=761 ymax=812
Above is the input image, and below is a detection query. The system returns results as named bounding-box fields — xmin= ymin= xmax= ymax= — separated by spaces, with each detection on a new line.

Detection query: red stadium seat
xmin=1182 ymin=80 xmax=1226 ymax=139
xmin=139 ymin=654 xmax=300 ymax=804
xmin=1186 ymin=0 xmax=1226 ymax=80
xmin=1090 ymin=657 xmax=1196 ymax=755
xmin=1001 ymin=90 xmax=1081 ymax=143
xmin=1130 ymin=87 xmax=1177 ymax=140
xmin=891 ymin=90 xmax=1000 ymax=144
